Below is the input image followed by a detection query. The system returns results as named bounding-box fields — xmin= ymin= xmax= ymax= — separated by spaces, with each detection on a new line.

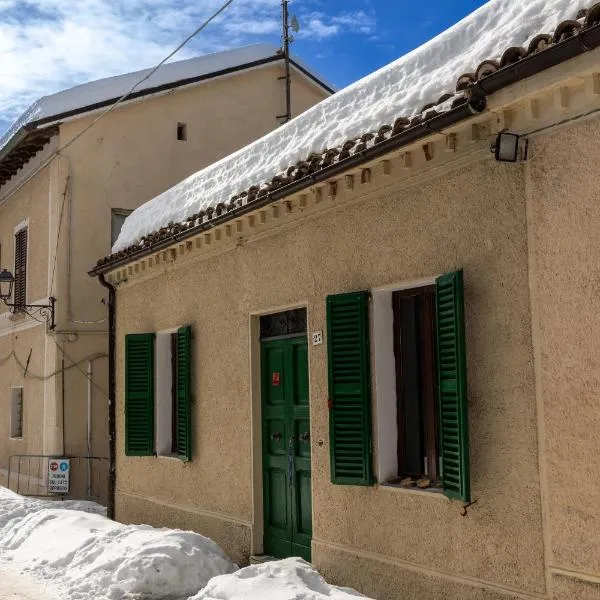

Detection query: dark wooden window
xmin=14 ymin=228 xmax=27 ymax=311
xmin=392 ymin=286 xmax=438 ymax=481
xmin=177 ymin=123 xmax=187 ymax=141
xmin=260 ymin=308 xmax=307 ymax=340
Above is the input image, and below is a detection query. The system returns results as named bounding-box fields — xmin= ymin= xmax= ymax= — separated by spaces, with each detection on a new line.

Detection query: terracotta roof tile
xmin=94 ymin=3 xmax=600 ymax=271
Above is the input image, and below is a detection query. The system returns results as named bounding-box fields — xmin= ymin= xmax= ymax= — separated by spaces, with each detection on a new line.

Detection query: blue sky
xmin=0 ymin=0 xmax=488 ymax=136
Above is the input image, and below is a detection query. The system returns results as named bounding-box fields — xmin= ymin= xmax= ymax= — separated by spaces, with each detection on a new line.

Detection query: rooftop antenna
xmin=278 ymin=0 xmax=300 ymax=124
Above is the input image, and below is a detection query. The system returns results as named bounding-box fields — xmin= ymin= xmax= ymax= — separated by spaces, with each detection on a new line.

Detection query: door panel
xmin=292 ymin=343 xmax=310 ymax=406
xmin=266 ymin=468 xmax=288 ymax=529
xmin=262 ymin=336 xmax=311 ymax=560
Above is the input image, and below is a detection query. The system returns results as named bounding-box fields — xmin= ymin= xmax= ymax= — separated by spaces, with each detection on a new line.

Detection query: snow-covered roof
xmin=0 ymin=43 xmax=332 ymax=144
xmin=101 ymin=0 xmax=598 ymax=266
xmin=0 ymin=44 xmax=334 ymax=185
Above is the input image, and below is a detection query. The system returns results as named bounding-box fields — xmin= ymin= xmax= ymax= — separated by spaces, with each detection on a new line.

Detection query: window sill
xmin=378 ymin=481 xmax=445 ymax=498
xmin=9 ymin=437 xmax=24 ymax=441
xmin=156 ymin=453 xmax=187 ymax=463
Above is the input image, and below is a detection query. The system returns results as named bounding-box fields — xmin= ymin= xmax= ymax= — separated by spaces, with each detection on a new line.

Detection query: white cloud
xmin=297 ymin=10 xmax=377 ymax=40
xmin=0 ymin=1 xmax=377 ymax=133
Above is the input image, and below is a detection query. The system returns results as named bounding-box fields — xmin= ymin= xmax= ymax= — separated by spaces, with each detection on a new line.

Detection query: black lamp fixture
xmin=491 ymin=131 xmax=520 ymax=162
xmin=0 ymin=268 xmax=56 ymax=329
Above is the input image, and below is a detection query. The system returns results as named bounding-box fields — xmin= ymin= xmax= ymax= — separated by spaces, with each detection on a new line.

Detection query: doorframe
xmin=249 ymin=302 xmax=310 ymax=557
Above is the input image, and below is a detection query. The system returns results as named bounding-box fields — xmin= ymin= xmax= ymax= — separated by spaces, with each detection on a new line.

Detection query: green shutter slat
xmin=125 ymin=333 xmax=155 ymax=456
xmin=176 ymin=325 xmax=192 ymax=461
xmin=14 ymin=228 xmax=27 ymax=309
xmin=435 ymin=270 xmax=470 ymax=502
xmin=327 ymin=291 xmax=374 ymax=486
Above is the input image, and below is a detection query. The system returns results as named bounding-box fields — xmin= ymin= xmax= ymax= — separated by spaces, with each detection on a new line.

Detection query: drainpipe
xmin=87 ymin=360 xmax=92 ymax=499
xmin=98 ymin=273 xmax=116 ymax=520
xmin=61 ymin=353 xmax=66 ymax=455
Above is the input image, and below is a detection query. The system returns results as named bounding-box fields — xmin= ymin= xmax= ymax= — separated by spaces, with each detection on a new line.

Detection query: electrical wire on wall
xmin=51 ymin=335 xmax=109 ymax=399
xmin=8 ymin=0 xmax=238 ymax=325
xmin=0 ymin=347 xmax=107 ymax=384
xmin=1 ymin=0 xmax=238 ymax=206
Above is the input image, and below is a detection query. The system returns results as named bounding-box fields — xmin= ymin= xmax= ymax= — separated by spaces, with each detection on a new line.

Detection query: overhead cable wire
xmin=5 ymin=0 xmax=237 ymax=204
xmin=7 ymin=0 xmax=237 ymax=298
xmin=0 ymin=348 xmax=107 ymax=381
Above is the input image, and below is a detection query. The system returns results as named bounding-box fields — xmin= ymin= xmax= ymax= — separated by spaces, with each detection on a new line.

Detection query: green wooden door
xmin=262 ymin=336 xmax=312 ymax=561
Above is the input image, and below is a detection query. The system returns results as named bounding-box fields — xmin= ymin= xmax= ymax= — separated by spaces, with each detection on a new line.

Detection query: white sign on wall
xmin=48 ymin=458 xmax=70 ymax=494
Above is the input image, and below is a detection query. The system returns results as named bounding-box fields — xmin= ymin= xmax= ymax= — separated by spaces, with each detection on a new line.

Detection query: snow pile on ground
xmin=114 ymin=0 xmax=581 ymax=253
xmin=189 ymin=558 xmax=371 ymax=600
xmin=0 ymin=487 xmax=236 ymax=600
xmin=53 ymin=498 xmax=108 ymax=515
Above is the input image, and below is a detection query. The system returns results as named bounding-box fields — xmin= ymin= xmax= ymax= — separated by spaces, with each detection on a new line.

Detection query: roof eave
xmin=30 ymin=55 xmax=333 ymax=131
xmin=90 ymin=21 xmax=600 ymax=277
xmin=0 ymin=126 xmax=30 ymax=165
xmin=0 ymin=125 xmax=59 ymax=189
xmin=88 ymin=96 xmax=486 ymax=277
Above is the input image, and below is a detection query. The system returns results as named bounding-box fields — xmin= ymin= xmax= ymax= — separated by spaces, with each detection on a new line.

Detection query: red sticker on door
xmin=272 ymin=372 xmax=280 ymax=387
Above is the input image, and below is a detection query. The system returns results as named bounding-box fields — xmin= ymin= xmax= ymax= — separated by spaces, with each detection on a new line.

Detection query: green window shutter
xmin=176 ymin=325 xmax=192 ymax=461
xmin=326 ymin=291 xmax=374 ymax=486
xmin=125 ymin=333 xmax=155 ymax=456
xmin=436 ymin=270 xmax=470 ymax=502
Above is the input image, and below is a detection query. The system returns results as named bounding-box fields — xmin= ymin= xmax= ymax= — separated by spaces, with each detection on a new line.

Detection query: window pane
xmin=10 ymin=388 xmax=23 ymax=438
xmin=111 ymin=210 xmax=132 ymax=247
xmin=394 ymin=294 xmax=424 ymax=477
xmin=393 ymin=287 xmax=438 ymax=482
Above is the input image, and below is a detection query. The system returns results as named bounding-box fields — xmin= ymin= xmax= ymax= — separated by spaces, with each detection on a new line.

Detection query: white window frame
xmin=372 ymin=277 xmax=435 ymax=483
xmin=155 ymin=327 xmax=179 ymax=457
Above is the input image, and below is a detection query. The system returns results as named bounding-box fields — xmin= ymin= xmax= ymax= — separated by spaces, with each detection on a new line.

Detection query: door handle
xmin=270 ymin=431 xmax=282 ymax=442
xmin=300 ymin=432 xmax=310 ymax=443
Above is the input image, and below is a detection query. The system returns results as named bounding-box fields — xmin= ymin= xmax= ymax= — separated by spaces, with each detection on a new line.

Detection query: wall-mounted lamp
xmin=0 ymin=268 xmax=56 ymax=329
xmin=491 ymin=132 xmax=520 ymax=162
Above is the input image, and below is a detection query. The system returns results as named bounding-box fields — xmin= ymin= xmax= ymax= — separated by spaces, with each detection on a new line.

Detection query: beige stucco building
xmin=0 ymin=44 xmax=331 ymax=503
xmin=91 ymin=6 xmax=600 ymax=600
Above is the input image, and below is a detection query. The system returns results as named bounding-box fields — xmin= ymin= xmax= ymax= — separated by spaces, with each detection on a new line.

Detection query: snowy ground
xmin=1 ymin=565 xmax=59 ymax=600
xmin=0 ymin=487 xmax=371 ymax=600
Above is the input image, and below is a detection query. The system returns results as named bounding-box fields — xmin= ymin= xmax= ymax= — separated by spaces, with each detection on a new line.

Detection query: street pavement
xmin=0 ymin=566 xmax=57 ymax=600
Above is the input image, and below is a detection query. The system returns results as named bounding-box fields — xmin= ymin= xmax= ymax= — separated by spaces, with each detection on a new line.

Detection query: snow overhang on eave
xmin=89 ymin=95 xmax=487 ymax=277
xmin=0 ymin=51 xmax=334 ymax=196
xmin=91 ymin=12 xmax=600 ymax=278
xmin=30 ymin=56 xmax=334 ymax=132
xmin=95 ymin=47 xmax=600 ymax=287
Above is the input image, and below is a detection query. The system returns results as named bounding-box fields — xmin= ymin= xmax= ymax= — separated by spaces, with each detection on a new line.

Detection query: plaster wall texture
xmin=0 ymin=167 xmax=52 ymax=475
xmin=59 ymin=333 xmax=110 ymax=504
xmin=0 ymin=165 xmax=51 ymax=307
xmin=0 ymin=62 xmax=327 ymax=494
xmin=526 ymin=118 xmax=600 ymax=579
xmin=60 ymin=64 xmax=328 ymax=329
xmin=115 ymin=491 xmax=251 ymax=566
xmin=549 ymin=575 xmax=600 ymax=600
xmin=0 ymin=326 xmax=46 ymax=474
xmin=114 ymin=157 xmax=547 ymax=598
